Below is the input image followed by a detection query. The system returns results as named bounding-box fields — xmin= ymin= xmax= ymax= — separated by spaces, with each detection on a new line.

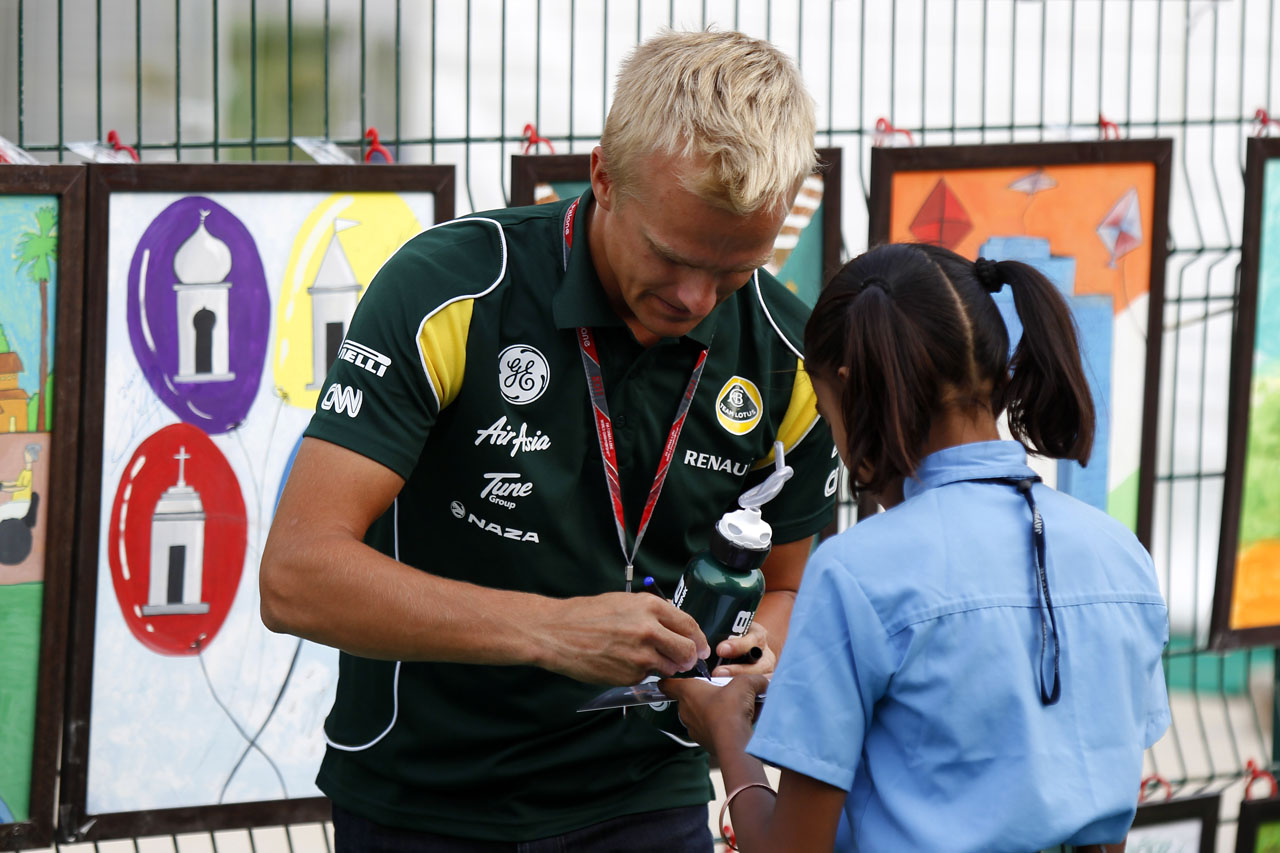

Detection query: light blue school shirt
xmin=749 ymin=440 xmax=1170 ymax=853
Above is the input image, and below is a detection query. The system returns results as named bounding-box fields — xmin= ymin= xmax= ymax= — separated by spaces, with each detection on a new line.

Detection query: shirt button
xmin=615 ymin=414 xmax=628 ymax=428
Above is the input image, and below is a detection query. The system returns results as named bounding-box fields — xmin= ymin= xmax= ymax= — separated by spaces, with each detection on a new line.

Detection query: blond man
xmin=262 ymin=29 xmax=837 ymax=851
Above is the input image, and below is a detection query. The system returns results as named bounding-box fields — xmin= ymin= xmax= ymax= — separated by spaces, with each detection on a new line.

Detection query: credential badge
xmin=715 ymin=376 xmax=762 ymax=435
xmin=498 ymin=344 xmax=550 ymax=405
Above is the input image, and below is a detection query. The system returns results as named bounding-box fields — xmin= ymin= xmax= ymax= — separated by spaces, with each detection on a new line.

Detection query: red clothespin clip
xmin=1098 ymin=114 xmax=1121 ymax=141
xmin=1138 ymin=774 xmax=1173 ymax=802
xmin=106 ymin=129 xmax=140 ymax=162
xmin=873 ymin=117 xmax=914 ymax=148
xmin=1254 ymin=108 xmax=1280 ymax=137
xmin=522 ymin=123 xmax=555 ymax=155
xmin=364 ymin=127 xmax=394 ymax=163
xmin=1245 ymin=759 xmax=1279 ymax=800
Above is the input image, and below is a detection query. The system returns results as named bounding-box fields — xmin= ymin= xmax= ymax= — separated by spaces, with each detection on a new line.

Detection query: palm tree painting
xmin=14 ymin=205 xmax=56 ymax=432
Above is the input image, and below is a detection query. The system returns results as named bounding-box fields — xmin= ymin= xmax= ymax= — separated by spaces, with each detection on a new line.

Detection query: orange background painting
xmin=888 ymin=163 xmax=1157 ymax=313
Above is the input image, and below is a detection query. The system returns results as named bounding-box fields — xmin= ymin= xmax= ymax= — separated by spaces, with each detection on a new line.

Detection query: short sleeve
xmin=747 ymin=549 xmax=895 ymax=791
xmin=1144 ymin=653 xmax=1171 ymax=748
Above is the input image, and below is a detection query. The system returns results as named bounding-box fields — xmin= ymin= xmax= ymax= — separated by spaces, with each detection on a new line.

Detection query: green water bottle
xmin=673 ymin=441 xmax=793 ymax=673
xmin=634 ymin=443 xmax=794 ymax=742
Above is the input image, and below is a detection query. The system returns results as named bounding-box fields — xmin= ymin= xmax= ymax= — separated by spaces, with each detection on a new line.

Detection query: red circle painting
xmin=108 ymin=423 xmax=246 ymax=656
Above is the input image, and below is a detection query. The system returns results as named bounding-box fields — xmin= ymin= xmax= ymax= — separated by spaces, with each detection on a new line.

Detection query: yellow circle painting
xmin=273 ymin=193 xmax=424 ymax=410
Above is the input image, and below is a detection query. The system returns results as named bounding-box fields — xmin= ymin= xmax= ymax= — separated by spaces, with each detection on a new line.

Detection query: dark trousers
xmin=332 ymin=802 xmax=714 ymax=853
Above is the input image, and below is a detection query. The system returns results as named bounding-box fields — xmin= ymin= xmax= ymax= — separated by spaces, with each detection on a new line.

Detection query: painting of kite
xmin=869 ymin=141 xmax=1172 ymax=548
xmin=63 ymin=164 xmax=454 ymax=840
xmin=909 ymin=178 xmax=972 ymax=248
xmin=1211 ymin=138 xmax=1280 ymax=648
xmin=509 ymin=150 xmax=843 ymax=307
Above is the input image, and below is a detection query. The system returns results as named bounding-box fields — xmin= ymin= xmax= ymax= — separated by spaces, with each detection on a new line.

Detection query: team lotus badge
xmin=715 ymin=376 xmax=762 ymax=435
xmin=498 ymin=344 xmax=550 ymax=405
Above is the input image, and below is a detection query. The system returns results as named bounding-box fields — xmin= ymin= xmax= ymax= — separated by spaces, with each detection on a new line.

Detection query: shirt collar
xmin=550 ymin=187 xmax=721 ymax=348
xmin=901 ymin=440 xmax=1039 ymax=501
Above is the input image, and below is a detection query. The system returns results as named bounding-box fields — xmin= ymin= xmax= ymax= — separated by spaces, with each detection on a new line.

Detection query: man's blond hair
xmin=601 ymin=29 xmax=817 ymax=215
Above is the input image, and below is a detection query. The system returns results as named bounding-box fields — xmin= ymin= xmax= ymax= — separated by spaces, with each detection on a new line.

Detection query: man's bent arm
xmin=260 ymin=437 xmax=708 ymax=686
xmin=756 ymin=536 xmax=810 ymax=651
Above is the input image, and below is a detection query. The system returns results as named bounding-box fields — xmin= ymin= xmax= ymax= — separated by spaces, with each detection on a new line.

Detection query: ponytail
xmin=993 ymin=259 xmax=1095 ymax=465
xmin=805 ymin=247 xmax=946 ymax=494
xmin=842 ymin=285 xmax=937 ymax=493
xmin=805 ymin=244 xmax=1097 ymax=491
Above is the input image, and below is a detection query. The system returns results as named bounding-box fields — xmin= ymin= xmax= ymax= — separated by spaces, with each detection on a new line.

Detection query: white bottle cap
xmin=715 ymin=442 xmax=793 ymax=551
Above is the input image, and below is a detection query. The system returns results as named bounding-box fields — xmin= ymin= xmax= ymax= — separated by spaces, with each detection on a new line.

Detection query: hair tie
xmin=974 ymin=258 xmax=1003 ymax=293
xmin=862 ymin=275 xmax=890 ymax=293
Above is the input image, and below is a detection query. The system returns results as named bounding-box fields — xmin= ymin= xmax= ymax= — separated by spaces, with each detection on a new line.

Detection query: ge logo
xmin=732 ymin=610 xmax=754 ymax=635
xmin=450 ymin=501 xmax=466 ymax=518
xmin=498 ymin=344 xmax=550 ymax=405
xmin=729 ymin=387 xmax=745 ymax=407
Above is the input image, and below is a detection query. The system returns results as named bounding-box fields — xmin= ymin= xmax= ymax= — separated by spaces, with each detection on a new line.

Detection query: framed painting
xmin=1236 ymin=795 xmax=1280 ymax=853
xmin=869 ymin=140 xmax=1173 ymax=548
xmin=1211 ymin=138 xmax=1280 ymax=648
xmin=0 ymin=167 xmax=86 ymax=851
xmin=510 ymin=148 xmax=844 ymax=307
xmin=61 ymin=164 xmax=455 ymax=841
xmin=1125 ymin=792 xmax=1220 ymax=853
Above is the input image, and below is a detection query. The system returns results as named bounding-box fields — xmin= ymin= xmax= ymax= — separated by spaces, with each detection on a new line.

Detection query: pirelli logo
xmin=339 ymin=340 xmax=391 ymax=378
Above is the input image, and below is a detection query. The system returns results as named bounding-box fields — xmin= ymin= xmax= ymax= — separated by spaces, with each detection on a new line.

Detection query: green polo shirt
xmin=304 ymin=190 xmax=838 ymax=841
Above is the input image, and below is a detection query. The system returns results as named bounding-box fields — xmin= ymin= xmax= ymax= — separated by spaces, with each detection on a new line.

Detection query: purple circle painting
xmin=127 ymin=197 xmax=269 ymax=434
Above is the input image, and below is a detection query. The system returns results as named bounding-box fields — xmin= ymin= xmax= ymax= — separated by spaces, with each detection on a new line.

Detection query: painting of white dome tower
xmin=126 ymin=196 xmax=270 ymax=434
xmin=172 ymin=210 xmax=235 ymax=384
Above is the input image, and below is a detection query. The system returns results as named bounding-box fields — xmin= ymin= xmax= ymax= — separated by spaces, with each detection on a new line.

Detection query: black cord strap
xmin=978 ymin=476 xmax=1061 ymax=706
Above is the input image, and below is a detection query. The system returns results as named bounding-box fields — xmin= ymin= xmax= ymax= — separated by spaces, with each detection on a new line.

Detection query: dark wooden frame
xmin=1210 ymin=138 xmax=1280 ymax=649
xmin=510 ymin=148 xmax=845 ymax=287
xmin=868 ymin=140 xmax=1174 ymax=549
xmin=1235 ymin=794 xmax=1280 ymax=853
xmin=1126 ymin=791 xmax=1220 ymax=853
xmin=0 ymin=166 xmax=86 ymax=851
xmin=61 ymin=164 xmax=455 ymax=843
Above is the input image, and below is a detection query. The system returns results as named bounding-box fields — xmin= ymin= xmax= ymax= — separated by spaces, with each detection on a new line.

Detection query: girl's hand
xmin=660 ymin=674 xmax=769 ymax=759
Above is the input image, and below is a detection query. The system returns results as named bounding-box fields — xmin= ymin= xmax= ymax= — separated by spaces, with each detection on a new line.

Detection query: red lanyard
xmin=563 ymin=197 xmax=711 ymax=590
xmin=577 ymin=328 xmax=708 ymax=591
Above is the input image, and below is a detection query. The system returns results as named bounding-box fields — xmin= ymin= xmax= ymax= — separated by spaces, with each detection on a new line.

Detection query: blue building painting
xmin=981 ymin=236 xmax=1113 ymax=514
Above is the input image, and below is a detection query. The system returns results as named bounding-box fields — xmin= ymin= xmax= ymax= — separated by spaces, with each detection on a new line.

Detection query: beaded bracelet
xmin=718 ymin=781 xmax=777 ymax=851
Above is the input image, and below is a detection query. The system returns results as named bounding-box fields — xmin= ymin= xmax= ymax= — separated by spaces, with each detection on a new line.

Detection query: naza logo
xmin=321 ymin=383 xmax=363 ymax=418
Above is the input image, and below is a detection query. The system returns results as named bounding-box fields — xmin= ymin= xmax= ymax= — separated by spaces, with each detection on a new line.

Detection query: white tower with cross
xmin=142 ymin=446 xmax=210 ymax=616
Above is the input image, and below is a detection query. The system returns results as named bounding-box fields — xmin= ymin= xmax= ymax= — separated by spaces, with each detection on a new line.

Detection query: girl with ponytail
xmin=665 ymin=244 xmax=1169 ymax=853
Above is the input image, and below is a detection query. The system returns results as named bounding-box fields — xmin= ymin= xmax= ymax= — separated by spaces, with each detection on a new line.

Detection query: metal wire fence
xmin=3 ymin=0 xmax=1278 ymax=849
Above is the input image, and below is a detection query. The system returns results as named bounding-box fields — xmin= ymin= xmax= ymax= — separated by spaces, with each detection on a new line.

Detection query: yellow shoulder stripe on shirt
xmin=416 ymin=299 xmax=474 ymax=410
xmin=752 ymin=358 xmax=821 ymax=471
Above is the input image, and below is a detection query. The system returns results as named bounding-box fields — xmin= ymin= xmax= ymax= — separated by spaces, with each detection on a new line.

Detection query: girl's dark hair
xmin=803 ymin=243 xmax=1094 ymax=495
